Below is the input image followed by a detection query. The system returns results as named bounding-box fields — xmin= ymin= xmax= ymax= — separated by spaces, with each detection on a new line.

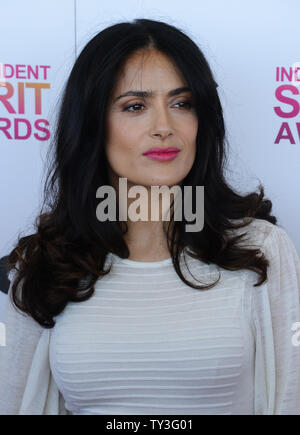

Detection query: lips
xmin=142 ymin=147 xmax=181 ymax=162
xmin=142 ymin=147 xmax=180 ymax=156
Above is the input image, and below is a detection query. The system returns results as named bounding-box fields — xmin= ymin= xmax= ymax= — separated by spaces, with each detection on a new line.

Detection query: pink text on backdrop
xmin=0 ymin=64 xmax=51 ymax=141
xmin=274 ymin=66 xmax=300 ymax=144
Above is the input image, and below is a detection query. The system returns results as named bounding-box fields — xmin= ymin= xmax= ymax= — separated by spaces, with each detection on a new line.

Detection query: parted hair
xmin=7 ymin=18 xmax=277 ymax=328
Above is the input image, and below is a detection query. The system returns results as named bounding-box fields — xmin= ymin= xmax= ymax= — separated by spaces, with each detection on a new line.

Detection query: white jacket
xmin=0 ymin=218 xmax=300 ymax=414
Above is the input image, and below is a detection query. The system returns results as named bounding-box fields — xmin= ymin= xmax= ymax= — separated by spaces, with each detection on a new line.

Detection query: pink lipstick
xmin=142 ymin=147 xmax=181 ymax=162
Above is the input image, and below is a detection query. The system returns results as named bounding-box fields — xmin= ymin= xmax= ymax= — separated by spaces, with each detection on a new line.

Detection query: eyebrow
xmin=113 ymin=86 xmax=191 ymax=103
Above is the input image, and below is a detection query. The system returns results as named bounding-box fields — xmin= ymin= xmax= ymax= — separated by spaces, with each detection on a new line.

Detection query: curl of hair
xmin=7 ymin=18 xmax=277 ymax=328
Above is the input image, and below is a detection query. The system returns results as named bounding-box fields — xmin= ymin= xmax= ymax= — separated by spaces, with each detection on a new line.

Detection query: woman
xmin=0 ymin=18 xmax=300 ymax=415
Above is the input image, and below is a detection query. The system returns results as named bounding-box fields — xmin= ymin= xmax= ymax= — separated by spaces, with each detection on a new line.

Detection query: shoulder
xmin=232 ymin=218 xmax=300 ymax=300
xmin=227 ymin=217 xmax=300 ymax=272
xmin=4 ymin=268 xmax=45 ymax=337
xmin=227 ymin=217 xmax=279 ymax=249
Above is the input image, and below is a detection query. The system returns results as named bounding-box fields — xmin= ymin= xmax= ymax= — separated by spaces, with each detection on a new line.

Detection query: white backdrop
xmin=0 ymin=0 xmax=75 ymax=257
xmin=1 ymin=0 xmax=300 ymax=317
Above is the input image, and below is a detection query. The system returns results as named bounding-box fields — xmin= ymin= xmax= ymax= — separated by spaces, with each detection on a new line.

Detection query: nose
xmin=152 ymin=129 xmax=172 ymax=139
xmin=150 ymin=104 xmax=174 ymax=139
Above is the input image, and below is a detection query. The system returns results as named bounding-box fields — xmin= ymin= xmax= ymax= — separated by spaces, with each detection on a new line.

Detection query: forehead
xmin=112 ymin=49 xmax=187 ymax=93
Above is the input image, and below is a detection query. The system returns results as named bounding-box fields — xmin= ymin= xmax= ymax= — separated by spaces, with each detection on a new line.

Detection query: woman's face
xmin=105 ymin=49 xmax=198 ymax=189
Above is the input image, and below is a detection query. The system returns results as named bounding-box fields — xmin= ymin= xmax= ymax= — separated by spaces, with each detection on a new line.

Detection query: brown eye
xmin=123 ymin=103 xmax=145 ymax=112
xmin=122 ymin=100 xmax=193 ymax=113
xmin=173 ymin=101 xmax=193 ymax=109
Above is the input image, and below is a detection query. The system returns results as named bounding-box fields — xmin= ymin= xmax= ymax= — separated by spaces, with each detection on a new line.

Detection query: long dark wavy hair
xmin=7 ymin=18 xmax=277 ymax=328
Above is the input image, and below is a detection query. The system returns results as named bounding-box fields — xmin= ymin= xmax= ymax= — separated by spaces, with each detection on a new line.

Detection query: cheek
xmin=106 ymin=123 xmax=130 ymax=157
xmin=106 ymin=124 xmax=138 ymax=172
xmin=110 ymin=115 xmax=141 ymax=148
xmin=183 ymin=120 xmax=198 ymax=150
xmin=179 ymin=114 xmax=198 ymax=137
xmin=189 ymin=117 xmax=199 ymax=138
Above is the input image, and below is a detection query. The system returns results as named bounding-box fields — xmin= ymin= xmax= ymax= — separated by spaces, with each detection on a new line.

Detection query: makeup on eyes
xmin=113 ymin=86 xmax=192 ymax=104
xmin=122 ymin=100 xmax=193 ymax=112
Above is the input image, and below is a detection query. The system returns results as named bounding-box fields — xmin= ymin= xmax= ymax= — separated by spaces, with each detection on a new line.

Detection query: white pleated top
xmin=47 ymin=219 xmax=300 ymax=415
